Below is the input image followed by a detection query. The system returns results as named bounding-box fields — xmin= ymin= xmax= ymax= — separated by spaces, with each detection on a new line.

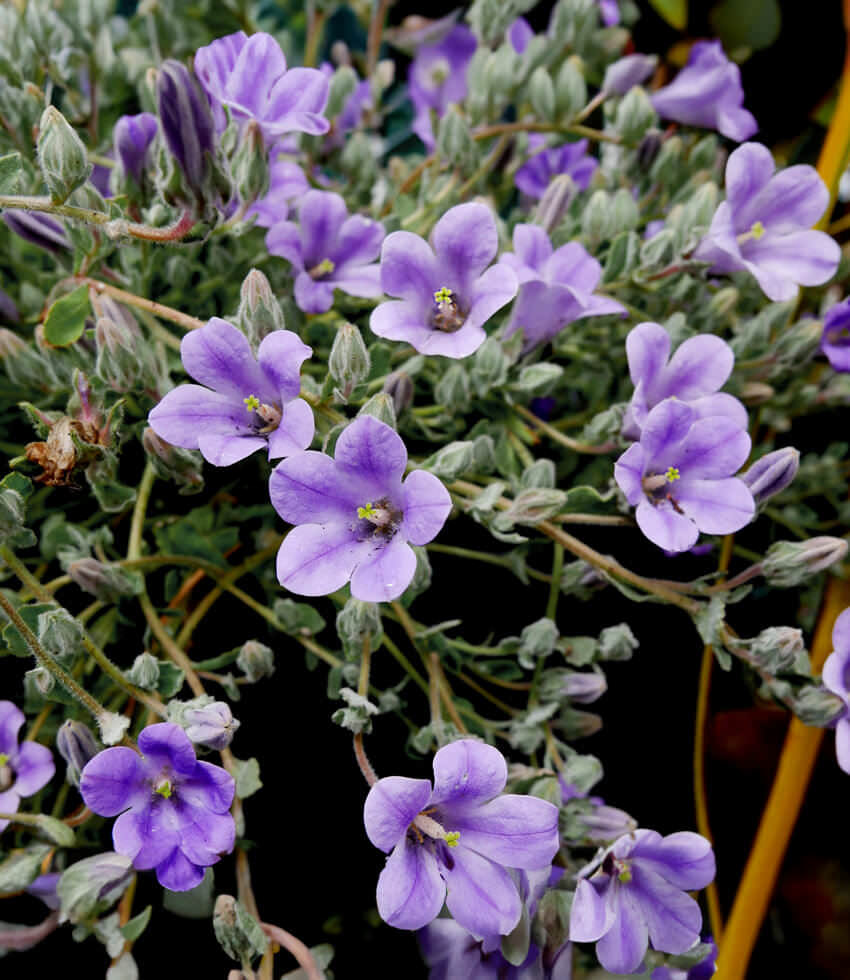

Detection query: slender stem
xmin=552 ymin=513 xmax=631 ymax=526
xmin=366 ymin=0 xmax=391 ymax=75
xmin=141 ymin=594 xmax=205 ymax=697
xmin=572 ymin=89 xmax=608 ymax=124
xmin=303 ymin=2 xmax=325 ymax=67
xmin=128 ymin=464 xmax=156 ymax=562
xmin=353 ymin=635 xmax=378 ymax=787
xmin=546 ymin=543 xmax=563 ymax=623
xmin=380 ymin=632 xmax=430 ymax=695
xmin=79 ymin=278 xmax=204 ymax=332
xmin=0 ymin=197 xmax=195 ymax=242
xmin=472 ymin=120 xmax=621 ymax=144
xmin=514 ymin=404 xmax=616 ymax=455
xmin=426 ymin=543 xmax=552 ymax=583
xmin=260 ymin=922 xmax=323 ymax=980
xmin=428 ymin=651 xmax=444 ymax=743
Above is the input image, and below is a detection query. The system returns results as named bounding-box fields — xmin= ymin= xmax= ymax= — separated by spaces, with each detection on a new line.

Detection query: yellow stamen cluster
xmin=445 ymin=831 xmax=461 ymax=848
xmin=665 ymin=466 xmax=681 ymax=483
xmin=357 ymin=502 xmax=378 ymax=520
xmin=750 ymin=220 xmax=765 ymax=240
xmin=154 ymin=779 xmax=173 ymax=799
xmin=0 ymin=753 xmax=8 ymax=767
xmin=434 ymin=286 xmax=453 ymax=305
xmin=243 ymin=394 xmax=260 ymax=412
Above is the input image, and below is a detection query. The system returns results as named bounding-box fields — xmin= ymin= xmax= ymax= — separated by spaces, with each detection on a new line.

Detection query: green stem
xmin=128 ymin=464 xmax=156 ymax=561
xmin=0 ymin=197 xmax=196 ymax=242
xmin=426 ymin=543 xmax=552 ymax=583
xmin=546 ymin=543 xmax=564 ymax=623
xmin=514 ymin=404 xmax=616 ymax=455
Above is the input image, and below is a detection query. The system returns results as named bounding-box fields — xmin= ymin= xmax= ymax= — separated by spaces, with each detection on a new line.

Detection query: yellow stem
xmin=815 ymin=1 xmax=850 ymax=227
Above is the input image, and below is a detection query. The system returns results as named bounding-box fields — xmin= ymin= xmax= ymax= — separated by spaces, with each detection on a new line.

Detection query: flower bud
xmin=603 ymin=54 xmax=657 ymax=95
xmin=213 ymin=895 xmax=268 ymax=964
xmin=356 ymin=392 xmax=396 ymax=428
xmin=156 ymin=59 xmax=216 ymax=199
xmin=581 ymin=804 xmax=636 ymax=842
xmin=0 ymin=327 xmax=26 ymax=358
xmin=610 ymin=187 xmax=639 ymax=233
xmin=183 ymin=702 xmax=240 ymax=750
xmin=555 ymin=57 xmax=586 ymax=120
xmin=236 ymin=640 xmax=275 ymax=683
xmin=792 ymin=685 xmax=846 ymax=727
xmin=142 ymin=427 xmax=204 ymax=494
xmin=2 ymin=211 xmax=69 ymax=253
xmin=113 ymin=112 xmax=158 ymax=189
xmin=763 ymin=537 xmax=848 ymax=588
xmin=529 ymin=67 xmax=556 ymax=122
xmin=125 ymin=652 xmax=161 ymax=691
xmin=747 ymin=626 xmax=805 ymax=674
xmin=598 ymin=623 xmax=639 ymax=661
xmin=326 ymin=65 xmax=358 ymax=118
xmin=561 ymin=670 xmax=607 ymax=703
xmin=328 ymin=322 xmax=370 ymax=400
xmin=68 ymin=557 xmax=141 ymax=603
xmin=582 ymin=189 xmax=613 ymax=246
xmin=56 ymin=852 xmax=134 ymax=924
xmin=471 ymin=337 xmax=508 ymax=396
xmin=336 ymin=598 xmax=383 ymax=661
xmin=560 ymin=559 xmax=606 ymax=598
xmin=534 ymin=174 xmax=576 ymax=234
xmin=56 ymin=719 xmax=99 ymax=787
xmin=560 ymin=708 xmax=603 ymax=738
xmin=614 ymin=86 xmax=657 ymax=143
xmin=436 ymin=108 xmax=477 ymax=169
xmin=382 ymin=370 xmax=414 ymax=416
xmin=95 ymin=315 xmax=142 ymax=391
xmin=236 ymin=269 xmax=286 ymax=346
xmin=520 ymin=458 xmax=556 ymax=489
xmin=37 ymin=106 xmax=92 ymax=204
xmin=741 ymin=447 xmax=799 ymax=506
xmin=231 ymin=120 xmax=268 ymax=206
xmin=636 ymin=130 xmax=663 ymax=171
xmin=649 ymin=134 xmax=682 ymax=186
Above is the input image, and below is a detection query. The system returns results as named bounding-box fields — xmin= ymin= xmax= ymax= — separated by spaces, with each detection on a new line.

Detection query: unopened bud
xmin=183 ymin=701 xmax=240 ymax=750
xmin=113 ymin=112 xmax=158 ymax=190
xmin=502 ymin=488 xmax=566 ymax=527
xmin=560 ymin=708 xmax=603 ymax=738
xmin=2 ymin=211 xmax=70 ymax=253
xmin=741 ymin=447 xmax=799 ymax=506
xmin=598 ymin=623 xmax=639 ymax=661
xmin=95 ymin=315 xmax=142 ymax=391
xmin=0 ymin=327 xmax=26 ymax=358
xmin=213 ymin=895 xmax=268 ymax=964
xmin=555 ymin=57 xmax=586 ymax=120
xmin=125 ymin=652 xmax=161 ymax=691
xmin=231 ymin=120 xmax=268 ymax=206
xmin=747 ymin=626 xmax=805 ymax=674
xmin=763 ymin=536 xmax=848 ymax=588
xmin=156 ymin=59 xmax=216 ymax=198
xmin=560 ymin=559 xmax=606 ymax=597
xmin=37 ymin=106 xmax=91 ymax=204
xmin=582 ymin=189 xmax=613 ymax=246
xmin=237 ymin=269 xmax=286 ymax=346
xmin=529 ymin=67 xmax=556 ymax=122
xmin=603 ymin=54 xmax=657 ymax=96
xmin=28 ymin=666 xmax=54 ymax=696
xmin=561 ymin=670 xmax=607 ymax=703
xmin=336 ymin=598 xmax=383 ymax=661
xmin=581 ymin=804 xmax=636 ymax=842
xmin=236 ymin=640 xmax=275 ymax=683
xmin=382 ymin=370 xmax=414 ymax=416
xmin=649 ymin=135 xmax=682 ymax=185
xmin=792 ymin=685 xmax=846 ymax=727
xmin=357 ymin=392 xmax=396 ymax=428
xmin=436 ymin=108 xmax=477 ymax=169
xmin=534 ymin=174 xmax=576 ymax=234
xmin=614 ymin=87 xmax=657 ymax=143
xmin=142 ymin=427 xmax=204 ymax=494
xmin=326 ymin=65 xmax=358 ymax=118
xmin=56 ymin=852 xmax=134 ymax=924
xmin=56 ymin=720 xmax=99 ymax=787
xmin=424 ymin=441 xmax=474 ymax=479
xmin=328 ymin=322 xmax=370 ymax=399
xmin=68 ymin=557 xmax=141 ymax=603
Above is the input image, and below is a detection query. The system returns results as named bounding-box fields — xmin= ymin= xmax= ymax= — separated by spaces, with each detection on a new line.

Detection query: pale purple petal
xmin=139 ymin=723 xmax=198 ymax=777
xmin=194 ymin=31 xmax=250 ymax=105
xmin=335 ymin=414 xmax=408 ymax=487
xmin=464 ymin=264 xmax=518 ymax=333
xmin=12 ymin=741 xmax=54 ymax=797
xmin=626 ymin=322 xmax=671 ymax=393
xmin=149 ymin=385 xmax=251 ymax=450
xmin=266 ymin=398 xmax=314 ymax=459
xmin=430 ymin=739 xmax=507 ymax=810
xmin=266 ymin=68 xmax=330 ymax=136
xmin=80 ymin=747 xmax=145 ymax=816
xmin=179 ymin=760 xmax=235 ymax=813
xmin=689 ymin=393 xmax=749 ymax=430
xmin=156 ymin=848 xmax=205 ymax=891
xmin=676 ymin=478 xmax=755 ymax=534
xmin=377 ymin=836 xmax=445 ymax=930
xmin=655 ymin=334 xmax=735 ymax=404
xmin=276 ymin=523 xmax=370 ymax=596
xmin=744 ymin=231 xmax=840 ymax=294
xmin=726 ymin=142 xmax=775 ymax=219
xmin=181 ymin=318 xmax=270 ymax=402
xmin=370 ymin=300 xmax=436 ymax=349
xmin=432 ymin=203 xmax=498 ymax=294
xmin=113 ymin=804 xmax=181 ymax=868
xmin=380 ymin=232 xmax=439 ymax=304
xmin=736 ymin=165 xmax=829 ymax=234
xmin=0 ymin=701 xmax=24 ymax=756
xmin=629 ymin=864 xmax=702 ymax=954
xmin=258 ymin=329 xmax=312 ymax=403
xmin=197 ymin=430 xmax=267 ymax=466
xmin=614 ymin=443 xmax=646 ymax=505
xmin=835 ymin=718 xmax=850 ymax=774
xmin=441 ymin=846 xmax=522 ymax=938
xmin=640 ymin=399 xmax=694 ymax=465
xmin=595 ymin=885 xmax=649 ymax=975
xmin=173 ymin=803 xmax=235 ymax=865
xmin=331 ymin=264 xmax=382 ymax=298
xmin=570 ymin=878 xmax=613 ymax=942
xmin=447 ymin=794 xmax=559 ymax=868
xmin=545 ymin=242 xmax=603 ymax=293
xmin=512 ymin=224 xmax=553 ymax=272
xmin=716 ymin=105 xmax=759 ymax=143
xmin=676 ymin=418 xmax=751 ymax=478
xmin=604 ymin=54 xmax=657 ymax=95
xmin=333 ymin=215 xmax=385 ymax=268
xmin=636 ymin=500 xmax=699 ymax=552
xmin=630 ymin=830 xmax=716 ymax=890
xmin=0 ymin=789 xmax=20 ymax=830
xmin=350 ymin=536 xmax=417 ymax=602
xmin=270 ymin=451 xmax=365 ymax=524
xmin=833 ymin=608 xmax=850 ymax=663
xmin=294 ymin=272 xmax=336 ymax=313
xmin=266 ymin=221 xmax=305 ymax=268
xmin=297 ymin=191 xmax=349 ymax=267
xmin=364 ymin=776 xmax=432 ymax=852
xmin=222 ymin=33 xmax=289 ymax=116
xmin=400 ymin=470 xmax=452 ymax=545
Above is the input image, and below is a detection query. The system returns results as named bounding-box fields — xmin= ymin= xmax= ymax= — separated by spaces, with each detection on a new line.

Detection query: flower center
xmin=737 ymin=220 xmax=766 ymax=244
xmin=154 ymin=778 xmax=173 ymax=799
xmin=825 ymin=323 xmax=850 ymax=348
xmin=356 ymin=497 xmax=403 ymax=539
xmin=0 ymin=753 xmax=11 ymax=791
xmin=308 ymin=258 xmax=336 ymax=280
xmin=601 ymin=852 xmax=632 ymax=883
xmin=430 ymin=287 xmax=466 ymax=333
xmin=428 ymin=58 xmax=451 ymax=88
xmin=243 ymin=394 xmax=282 ymax=434
xmin=642 ymin=465 xmax=685 ymax=512
xmin=411 ymin=810 xmax=460 ymax=847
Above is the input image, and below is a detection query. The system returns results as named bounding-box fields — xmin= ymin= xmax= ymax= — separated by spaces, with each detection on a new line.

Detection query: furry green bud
xmin=529 ymin=68 xmax=556 ymax=122
xmin=237 ymin=269 xmax=286 ymax=347
xmin=236 ymin=640 xmax=275 ymax=683
xmin=328 ymin=322 xmax=370 ymax=400
xmin=763 ymin=536 xmax=848 ymax=587
xmin=37 ymin=106 xmax=92 ymax=204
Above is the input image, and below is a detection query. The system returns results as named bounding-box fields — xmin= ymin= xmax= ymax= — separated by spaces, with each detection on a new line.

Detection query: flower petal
xmin=350 ymin=536 xmax=417 ymax=602
xmin=197 ymin=430 xmax=267 ymax=466
xmin=630 ymin=830 xmax=716 ymax=890
xmin=364 ymin=775 xmax=433 ymax=852
xmin=376 ymin=836 xmax=445 ymax=930
xmin=676 ymin=478 xmax=755 ymax=535
xmin=570 ymin=877 xmax=614 ymax=942
xmin=641 ymin=399 xmax=694 ymax=467
xmin=835 ymin=717 xmax=850 ymax=775
xmin=739 ymin=164 xmax=829 ymax=234
xmin=745 ymin=230 xmax=840 ymax=294
xmin=432 ymin=203 xmax=498 ymax=295
xmin=380 ymin=232 xmax=439 ymax=304
xmin=12 ymin=741 xmax=54 ymax=797
xmin=0 ymin=789 xmax=21 ymax=831
xmin=149 ymin=384 xmax=252 ymax=451
xmin=222 ymin=32 xmax=288 ymax=116
xmin=656 ymin=334 xmax=735 ymax=404
xmin=464 ymin=263 xmax=518 ymax=333
xmin=447 ymin=794 xmax=559 ymax=869
xmin=270 ymin=451 xmax=363 ymax=524
xmin=512 ymin=223 xmax=552 ymax=271
xmin=635 ymin=500 xmax=698 ymax=553
xmin=626 ymin=322 xmax=670 ymax=398
xmin=258 ymin=329 xmax=312 ymax=404
xmin=138 ymin=723 xmax=198 ymax=777
xmin=276 ymin=523 xmax=370 ymax=596
xmin=80 ymin=747 xmax=145 ymax=816
xmin=725 ymin=142 xmax=775 ymax=220
xmin=180 ymin=760 xmax=235 ymax=813
xmin=113 ymin=804 xmax=181 ymax=868
xmin=266 ymin=68 xmax=330 ymax=136
xmin=677 ymin=417 xmax=751 ymax=478
xmin=266 ymin=398 xmax=314 ymax=459
xmin=629 ymin=863 xmax=702 ymax=954
xmin=180 ymin=318 xmax=269 ymax=402
xmin=335 ymin=415 xmax=407 ymax=488
xmin=265 ymin=221 xmax=304 ymax=267
xmin=401 ymin=470 xmax=452 ymax=546
xmin=297 ymin=191 xmax=348 ymax=268
xmin=331 ymin=264 xmax=382 ymax=299
xmin=430 ymin=739 xmax=507 ymax=810
xmin=173 ymin=803 xmax=235 ymax=866
xmin=293 ymin=272 xmax=335 ymax=314
xmin=0 ymin=701 xmax=24 ymax=756
xmin=155 ymin=848 xmax=205 ymax=892
xmin=440 ymin=845 xmax=522 ymax=938
xmin=595 ymin=884 xmax=649 ymax=975
xmin=614 ymin=443 xmax=646 ymax=506
xmin=333 ymin=215 xmax=385 ymax=269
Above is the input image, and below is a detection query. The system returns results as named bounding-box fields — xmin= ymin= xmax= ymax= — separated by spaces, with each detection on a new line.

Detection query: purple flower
xmin=598 ymin=0 xmax=620 ymax=25
xmin=693 ymin=142 xmax=841 ymax=302
xmin=247 ymin=155 xmax=309 ymax=227
xmin=183 ymin=702 xmax=240 ymax=750
xmin=603 ymin=54 xmax=657 ymax=95
xmin=2 ymin=211 xmax=69 ymax=253
xmin=621 ymin=321 xmax=747 ymax=439
xmin=114 ymin=112 xmax=159 ymax=186
xmin=514 ymin=139 xmax=598 ymax=200
xmin=508 ymin=17 xmax=534 ymax=54
xmin=148 ymin=317 xmax=314 ymax=466
xmin=822 ymin=608 xmax=850 ymax=775
xmin=156 ymin=59 xmax=217 ymax=196
xmin=409 ymin=25 xmax=477 ymax=150
xmin=569 ymin=829 xmax=715 ymax=975
xmin=270 ymin=415 xmax=451 ymax=602
xmin=614 ymin=398 xmax=755 ymax=552
xmin=80 ymin=723 xmax=235 ymax=891
xmin=0 ymin=701 xmax=54 ymax=832
xmin=370 ymin=202 xmax=518 ymax=358
xmin=820 ymin=296 xmax=850 ymax=372
xmin=194 ymin=31 xmax=329 ymax=144
xmin=651 ymin=41 xmax=757 ymax=142
xmin=363 ymin=739 xmax=559 ymax=936
xmin=500 ymin=224 xmax=626 ymax=351
xmin=265 ymin=191 xmax=384 ymax=314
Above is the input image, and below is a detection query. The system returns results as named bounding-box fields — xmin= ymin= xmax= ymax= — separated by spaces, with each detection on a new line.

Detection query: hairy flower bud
xmin=792 ymin=685 xmax=846 ymax=727
xmin=747 ymin=626 xmax=805 ymax=674
xmin=125 ymin=652 xmax=161 ymax=691
xmin=582 ymin=189 xmax=613 ymax=246
xmin=357 ymin=392 xmax=396 ymax=428
xmin=68 ymin=557 xmax=141 ymax=603
xmin=382 ymin=370 xmax=414 ymax=417
xmin=236 ymin=269 xmax=286 ymax=346
xmin=213 ymin=895 xmax=268 ymax=964
xmin=231 ymin=120 xmax=268 ymax=206
xmin=529 ymin=67 xmax=556 ymax=122
xmin=534 ymin=174 xmax=576 ymax=234
xmin=614 ymin=86 xmax=657 ymax=143
xmin=336 ymin=598 xmax=383 ymax=661
xmin=236 ymin=640 xmax=275 ymax=683
xmin=37 ymin=106 xmax=92 ymax=204
xmin=603 ymin=54 xmax=657 ymax=96
xmin=741 ymin=447 xmax=800 ymax=506
xmin=561 ymin=670 xmax=608 ymax=703
xmin=156 ymin=59 xmax=216 ymax=199
xmin=329 ymin=322 xmax=370 ymax=399
xmin=326 ymin=65 xmax=358 ymax=118
xmin=561 ymin=708 xmax=603 ymax=738
xmin=598 ymin=623 xmax=639 ymax=661
xmin=183 ymin=702 xmax=240 ymax=750
xmin=56 ymin=720 xmax=99 ymax=787
xmin=436 ymin=108 xmax=477 ymax=169
xmin=763 ymin=537 xmax=848 ymax=588
xmin=142 ymin=427 xmax=204 ymax=494
xmin=555 ymin=57 xmax=586 ymax=119
xmin=95 ymin=315 xmax=143 ymax=391
xmin=57 ymin=852 xmax=134 ymax=924
xmin=560 ymin=559 xmax=606 ymax=598
xmin=0 ymin=327 xmax=26 ymax=358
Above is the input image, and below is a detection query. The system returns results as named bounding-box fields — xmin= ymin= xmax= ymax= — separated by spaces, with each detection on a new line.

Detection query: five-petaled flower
xmin=614 ymin=398 xmax=755 ymax=552
xmin=370 ymin=202 xmax=518 ymax=358
xmin=500 ymin=224 xmax=626 ymax=352
xmin=621 ymin=321 xmax=747 ymax=439
xmin=820 ymin=296 xmax=850 ymax=373
xmin=408 ymin=25 xmax=477 ymax=150
xmin=80 ymin=722 xmax=235 ymax=892
xmin=148 ymin=317 xmax=314 ymax=466
xmin=651 ymin=40 xmax=757 ymax=142
xmin=821 ymin=607 xmax=850 ymax=775
xmin=363 ymin=738 xmax=559 ymax=937
xmin=194 ymin=31 xmax=329 ymax=145
xmin=569 ymin=828 xmax=715 ymax=975
xmin=0 ymin=701 xmax=54 ymax=832
xmin=693 ymin=142 xmax=840 ymax=302
xmin=266 ymin=190 xmax=384 ymax=314
xmin=270 ymin=415 xmax=451 ymax=602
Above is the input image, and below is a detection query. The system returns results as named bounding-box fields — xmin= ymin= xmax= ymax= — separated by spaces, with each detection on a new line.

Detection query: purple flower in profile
xmin=0 ymin=701 xmax=54 ymax=832
xmin=820 ymin=296 xmax=850 ymax=372
xmin=651 ymin=41 xmax=757 ymax=142
xmin=114 ymin=112 xmax=159 ymax=186
xmin=408 ymin=25 xmax=477 ymax=149
xmin=822 ymin=607 xmax=850 ymax=775
xmin=265 ymin=191 xmax=384 ymax=314
xmin=2 ymin=211 xmax=69 ymax=253
xmin=247 ymin=155 xmax=309 ymax=228
xmin=603 ymin=53 xmax=657 ymax=95
xmin=614 ymin=398 xmax=755 ymax=552
xmin=693 ymin=142 xmax=841 ymax=302
xmin=500 ymin=224 xmax=626 ymax=351
xmin=270 ymin=415 xmax=450 ymax=602
xmin=364 ymin=739 xmax=559 ymax=936
xmin=515 ymin=139 xmax=597 ymax=200
xmin=148 ymin=317 xmax=314 ymax=466
xmin=194 ymin=31 xmax=329 ymax=144
xmin=622 ymin=321 xmax=747 ymax=439
xmin=80 ymin=723 xmax=235 ymax=892
xmin=508 ymin=17 xmax=534 ymax=54
xmin=370 ymin=202 xmax=517 ymax=358
xmin=156 ymin=59 xmax=217 ymax=197
xmin=569 ymin=829 xmax=715 ymax=975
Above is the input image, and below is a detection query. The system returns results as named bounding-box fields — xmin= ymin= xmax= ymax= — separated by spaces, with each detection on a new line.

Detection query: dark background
xmin=4 ymin=2 xmax=850 ymax=978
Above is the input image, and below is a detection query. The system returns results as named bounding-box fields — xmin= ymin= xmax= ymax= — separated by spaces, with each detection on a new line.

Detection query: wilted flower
xmin=371 ymin=202 xmax=517 ymax=358
xmin=80 ymin=722 xmax=235 ymax=891
xmin=614 ymin=398 xmax=755 ymax=552
xmin=822 ymin=608 xmax=850 ymax=775
xmin=820 ymin=296 xmax=850 ymax=372
xmin=651 ymin=40 xmax=757 ymax=142
xmin=266 ymin=191 xmax=384 ymax=313
xmin=148 ymin=317 xmax=313 ymax=466
xmin=569 ymin=829 xmax=715 ymax=974
xmin=500 ymin=224 xmax=625 ymax=351
xmin=515 ymin=138 xmax=597 ymax=200
xmin=693 ymin=142 xmax=840 ymax=302
xmin=408 ymin=25 xmax=477 ymax=150
xmin=364 ymin=739 xmax=559 ymax=935
xmin=270 ymin=415 xmax=451 ymax=602
xmin=0 ymin=701 xmax=55 ymax=831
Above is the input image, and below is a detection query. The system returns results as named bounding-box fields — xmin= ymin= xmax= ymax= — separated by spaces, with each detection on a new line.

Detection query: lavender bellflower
xmin=370 ymin=202 xmax=517 ymax=358
xmin=614 ymin=398 xmax=755 ymax=552
xmin=363 ymin=738 xmax=559 ymax=936
xmin=821 ymin=607 xmax=850 ymax=775
xmin=0 ymin=700 xmax=55 ymax=832
xmin=270 ymin=415 xmax=451 ymax=602
xmin=569 ymin=829 xmax=716 ymax=974
xmin=148 ymin=317 xmax=314 ymax=466
xmin=692 ymin=142 xmax=841 ymax=302
xmin=514 ymin=138 xmax=598 ymax=200
xmin=500 ymin=223 xmax=626 ymax=351
xmin=80 ymin=722 xmax=235 ymax=891
xmin=265 ymin=190 xmax=384 ymax=314
xmin=409 ymin=25 xmax=477 ymax=150
xmin=820 ymin=296 xmax=850 ymax=372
